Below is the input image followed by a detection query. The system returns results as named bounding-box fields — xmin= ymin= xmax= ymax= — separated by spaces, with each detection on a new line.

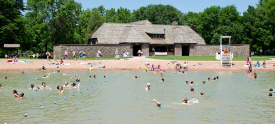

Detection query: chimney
xmin=172 ymin=21 xmax=178 ymax=26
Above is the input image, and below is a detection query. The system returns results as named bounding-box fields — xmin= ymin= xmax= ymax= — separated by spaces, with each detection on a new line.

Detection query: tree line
xmin=1 ymin=0 xmax=275 ymax=55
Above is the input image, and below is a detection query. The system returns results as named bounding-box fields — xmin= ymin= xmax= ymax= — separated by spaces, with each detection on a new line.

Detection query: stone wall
xmin=141 ymin=44 xmax=149 ymax=56
xmin=191 ymin=44 xmax=250 ymax=57
xmin=174 ymin=44 xmax=182 ymax=56
xmin=53 ymin=44 xmax=132 ymax=59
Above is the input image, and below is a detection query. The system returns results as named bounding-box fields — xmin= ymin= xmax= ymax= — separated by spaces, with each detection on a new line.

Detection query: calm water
xmin=0 ymin=70 xmax=275 ymax=123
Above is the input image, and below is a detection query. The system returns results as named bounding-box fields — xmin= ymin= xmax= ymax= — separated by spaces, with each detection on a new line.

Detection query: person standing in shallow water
xmin=145 ymin=83 xmax=151 ymax=91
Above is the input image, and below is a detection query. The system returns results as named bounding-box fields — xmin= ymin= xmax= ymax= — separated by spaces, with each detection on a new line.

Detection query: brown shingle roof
xmin=90 ymin=20 xmax=205 ymax=45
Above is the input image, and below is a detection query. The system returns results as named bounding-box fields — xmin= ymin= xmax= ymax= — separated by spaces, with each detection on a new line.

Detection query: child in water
xmin=153 ymin=99 xmax=162 ymax=109
xmin=182 ymin=98 xmax=197 ymax=104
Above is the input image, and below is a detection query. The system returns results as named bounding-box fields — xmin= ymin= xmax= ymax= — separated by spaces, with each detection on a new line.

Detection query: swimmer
xmin=153 ymin=99 xmax=162 ymax=109
xmin=269 ymin=88 xmax=273 ymax=92
xmin=182 ymin=70 xmax=186 ymax=74
xmin=216 ymin=76 xmax=219 ymax=80
xmin=161 ymin=78 xmax=164 ymax=82
xmin=4 ymin=76 xmax=7 ymax=79
xmin=269 ymin=93 xmax=272 ymax=97
xmin=63 ymin=73 xmax=66 ymax=75
xmin=145 ymin=83 xmax=151 ymax=91
xmin=76 ymin=78 xmax=81 ymax=82
xmin=42 ymin=73 xmax=50 ymax=78
xmin=185 ymin=81 xmax=189 ymax=84
xmin=22 ymin=71 xmax=24 ymax=74
xmin=40 ymin=82 xmax=52 ymax=90
xmin=63 ymin=82 xmax=70 ymax=87
xmin=202 ymin=81 xmax=205 ymax=85
xmin=29 ymin=84 xmax=36 ymax=90
xmin=131 ymin=76 xmax=138 ymax=79
xmin=17 ymin=92 xmax=24 ymax=98
xmin=57 ymin=86 xmax=64 ymax=93
xmin=94 ymin=75 xmax=96 ymax=78
xmin=190 ymin=87 xmax=194 ymax=92
xmin=89 ymin=75 xmax=92 ymax=78
xmin=0 ymin=84 xmax=2 ymax=88
xmin=200 ymin=92 xmax=205 ymax=96
xmin=182 ymin=98 xmax=197 ymax=104
xmin=252 ymin=72 xmax=258 ymax=79
xmin=70 ymin=82 xmax=80 ymax=89
xmin=208 ymin=77 xmax=210 ymax=81
xmin=103 ymin=76 xmax=106 ymax=78
xmin=160 ymin=71 xmax=163 ymax=77
xmin=75 ymin=74 xmax=78 ymax=77
xmin=13 ymin=89 xmax=18 ymax=97
xmin=190 ymin=81 xmax=194 ymax=85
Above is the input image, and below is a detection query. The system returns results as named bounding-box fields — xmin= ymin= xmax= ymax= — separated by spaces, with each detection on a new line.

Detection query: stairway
xmin=221 ymin=53 xmax=232 ymax=67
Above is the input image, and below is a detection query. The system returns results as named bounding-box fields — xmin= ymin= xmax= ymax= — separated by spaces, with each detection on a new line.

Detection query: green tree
xmin=84 ymin=8 xmax=103 ymax=44
xmin=104 ymin=8 xmax=117 ymax=22
xmin=265 ymin=0 xmax=275 ymax=19
xmin=131 ymin=4 xmax=182 ymax=25
xmin=0 ymin=0 xmax=25 ymax=51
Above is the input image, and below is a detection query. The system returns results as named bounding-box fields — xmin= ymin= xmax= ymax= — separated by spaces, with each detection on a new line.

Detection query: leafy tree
xmin=265 ymin=0 xmax=275 ymax=19
xmin=84 ymin=8 xmax=103 ymax=44
xmin=0 ymin=0 xmax=25 ymax=51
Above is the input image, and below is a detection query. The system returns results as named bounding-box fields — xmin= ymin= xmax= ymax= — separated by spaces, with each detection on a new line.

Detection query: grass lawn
xmin=146 ymin=56 xmax=274 ymax=61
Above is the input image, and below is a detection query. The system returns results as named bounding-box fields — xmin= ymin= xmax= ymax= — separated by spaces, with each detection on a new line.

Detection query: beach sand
xmin=1 ymin=57 xmax=275 ymax=72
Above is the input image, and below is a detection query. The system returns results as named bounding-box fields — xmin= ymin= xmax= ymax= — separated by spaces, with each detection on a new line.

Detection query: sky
xmin=23 ymin=0 xmax=260 ymax=15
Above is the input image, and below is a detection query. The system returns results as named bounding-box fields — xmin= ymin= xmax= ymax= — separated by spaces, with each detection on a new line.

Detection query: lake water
xmin=0 ymin=70 xmax=275 ymax=123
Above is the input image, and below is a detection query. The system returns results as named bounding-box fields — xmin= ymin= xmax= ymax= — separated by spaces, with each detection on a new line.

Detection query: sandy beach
xmin=1 ymin=57 xmax=275 ymax=72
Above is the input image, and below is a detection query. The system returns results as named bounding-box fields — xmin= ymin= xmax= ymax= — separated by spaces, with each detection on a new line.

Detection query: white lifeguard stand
xmin=220 ymin=36 xmax=233 ymax=67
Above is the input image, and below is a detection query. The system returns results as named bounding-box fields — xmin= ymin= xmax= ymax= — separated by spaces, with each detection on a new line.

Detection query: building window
xmin=152 ymin=35 xmax=164 ymax=40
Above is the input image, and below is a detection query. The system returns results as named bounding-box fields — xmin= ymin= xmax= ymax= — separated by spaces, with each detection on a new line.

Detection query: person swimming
xmin=153 ymin=99 xmax=161 ymax=109
xmin=0 ymin=84 xmax=2 ymax=88
xmin=75 ymin=74 xmax=78 ymax=77
xmin=57 ymin=66 xmax=60 ymax=73
xmin=13 ymin=89 xmax=18 ymax=97
xmin=76 ymin=79 xmax=81 ymax=82
xmin=94 ymin=75 xmax=96 ymax=78
xmin=269 ymin=93 xmax=272 ymax=97
xmin=190 ymin=81 xmax=194 ymax=85
xmin=131 ymin=76 xmax=138 ymax=79
xmin=42 ymin=73 xmax=50 ymax=78
xmin=22 ymin=71 xmax=24 ymax=74
xmin=145 ymin=83 xmax=151 ymax=91
xmin=202 ymin=81 xmax=205 ymax=85
xmin=185 ymin=81 xmax=189 ymax=84
xmin=252 ymin=72 xmax=258 ymax=79
xmin=208 ymin=77 xmax=210 ymax=81
xmin=4 ymin=76 xmax=7 ymax=79
xmin=39 ymin=82 xmax=52 ymax=90
xmin=161 ymin=78 xmax=164 ymax=82
xmin=216 ymin=76 xmax=219 ymax=80
xmin=57 ymin=86 xmax=64 ymax=93
xmin=182 ymin=98 xmax=197 ymax=104
xmin=190 ymin=87 xmax=194 ymax=92
xmin=70 ymin=82 xmax=80 ymax=89
xmin=17 ymin=92 xmax=24 ymax=98
xmin=269 ymin=88 xmax=273 ymax=92
xmin=30 ymin=84 xmax=36 ymax=90
xmin=200 ymin=92 xmax=205 ymax=96
xmin=63 ymin=82 xmax=70 ymax=87
xmin=103 ymin=76 xmax=106 ymax=78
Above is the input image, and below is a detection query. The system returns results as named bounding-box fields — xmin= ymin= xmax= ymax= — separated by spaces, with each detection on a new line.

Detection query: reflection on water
xmin=0 ymin=70 xmax=275 ymax=123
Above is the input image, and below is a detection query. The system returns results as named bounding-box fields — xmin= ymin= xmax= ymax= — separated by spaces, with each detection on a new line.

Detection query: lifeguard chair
xmin=220 ymin=36 xmax=233 ymax=67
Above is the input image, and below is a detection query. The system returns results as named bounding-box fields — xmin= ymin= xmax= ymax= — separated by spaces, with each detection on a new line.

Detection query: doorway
xmin=182 ymin=45 xmax=189 ymax=56
xmin=133 ymin=45 xmax=141 ymax=56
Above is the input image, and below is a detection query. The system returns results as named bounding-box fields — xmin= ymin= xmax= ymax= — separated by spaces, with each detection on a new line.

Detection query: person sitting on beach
xmin=145 ymin=83 xmax=151 ymax=91
xmin=183 ymin=62 xmax=188 ymax=70
xmin=60 ymin=59 xmax=64 ymax=65
xmin=263 ymin=60 xmax=266 ymax=68
xmin=42 ymin=66 xmax=46 ymax=70
xmin=190 ymin=87 xmax=194 ymax=92
xmin=256 ymin=61 xmax=260 ymax=67
xmin=202 ymin=81 xmax=205 ymax=85
xmin=185 ymin=81 xmax=189 ymax=84
xmin=153 ymin=99 xmax=162 ymax=109
xmin=252 ymin=72 xmax=258 ymax=79
xmin=57 ymin=66 xmax=60 ymax=73
xmin=4 ymin=76 xmax=7 ymax=79
xmin=200 ymin=92 xmax=205 ymax=96
xmin=13 ymin=89 xmax=18 ymax=97
xmin=182 ymin=98 xmax=197 ymax=104
xmin=269 ymin=88 xmax=273 ymax=92
xmin=151 ymin=64 xmax=154 ymax=71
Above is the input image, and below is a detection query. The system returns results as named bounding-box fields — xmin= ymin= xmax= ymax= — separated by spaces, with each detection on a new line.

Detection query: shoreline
xmin=1 ymin=59 xmax=274 ymax=72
